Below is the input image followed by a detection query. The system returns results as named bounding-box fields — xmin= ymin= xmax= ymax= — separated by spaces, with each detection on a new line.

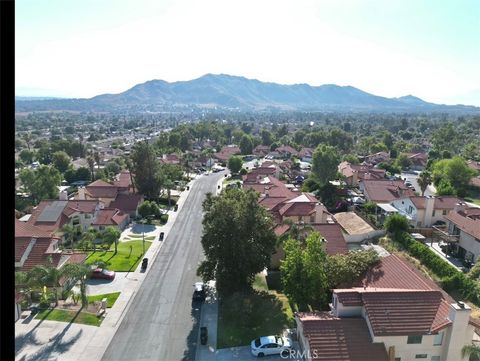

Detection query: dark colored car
xmin=91 ymin=268 xmax=115 ymax=280
xmin=193 ymin=282 xmax=206 ymax=302
xmin=141 ymin=258 xmax=148 ymax=271
xmin=159 ymin=232 xmax=164 ymax=241
xmin=200 ymin=327 xmax=208 ymax=345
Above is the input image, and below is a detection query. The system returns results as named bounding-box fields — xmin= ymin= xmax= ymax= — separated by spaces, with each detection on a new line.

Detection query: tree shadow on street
xmin=179 ymin=301 xmax=202 ymax=361
xmin=16 ymin=308 xmax=84 ymax=361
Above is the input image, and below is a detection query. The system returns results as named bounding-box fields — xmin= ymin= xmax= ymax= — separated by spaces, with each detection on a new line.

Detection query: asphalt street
xmin=101 ymin=172 xmax=225 ymax=361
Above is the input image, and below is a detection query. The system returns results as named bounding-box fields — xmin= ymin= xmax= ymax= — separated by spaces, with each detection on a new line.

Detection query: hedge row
xmin=398 ymin=232 xmax=480 ymax=306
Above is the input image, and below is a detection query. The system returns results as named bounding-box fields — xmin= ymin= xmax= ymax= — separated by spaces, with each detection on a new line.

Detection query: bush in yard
xmin=228 ymin=156 xmax=243 ymax=174
xmin=384 ymin=214 xmax=410 ymax=237
xmin=239 ymin=168 xmax=247 ymax=176
xmin=138 ymin=201 xmax=161 ymax=218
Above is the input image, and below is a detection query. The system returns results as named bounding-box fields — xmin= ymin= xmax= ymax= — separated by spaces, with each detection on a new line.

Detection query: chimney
xmin=78 ymin=186 xmax=86 ymax=200
xmin=443 ymin=302 xmax=473 ymax=361
xmin=454 ymin=202 xmax=466 ymax=214
xmin=424 ymin=195 xmax=435 ymax=227
xmin=59 ymin=190 xmax=68 ymax=201
xmin=352 ymin=170 xmax=358 ymax=186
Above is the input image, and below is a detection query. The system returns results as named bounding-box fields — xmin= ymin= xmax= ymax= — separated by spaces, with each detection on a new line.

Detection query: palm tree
xmin=81 ymin=227 xmax=98 ymax=252
xmin=103 ymin=226 xmax=121 ymax=254
xmin=279 ymin=219 xmax=315 ymax=244
xmin=62 ymin=263 xmax=91 ymax=308
xmin=61 ymin=224 xmax=78 ymax=252
xmin=86 ymin=155 xmax=95 ymax=181
xmin=417 ymin=170 xmax=432 ymax=196
xmin=462 ymin=344 xmax=480 ymax=361
xmin=164 ymin=178 xmax=174 ymax=208
xmin=28 ymin=264 xmax=63 ymax=305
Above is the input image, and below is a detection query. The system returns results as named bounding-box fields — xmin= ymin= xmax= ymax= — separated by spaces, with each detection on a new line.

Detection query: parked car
xmin=90 ymin=267 xmax=115 ymax=280
xmin=250 ymin=335 xmax=293 ymax=357
xmin=200 ymin=326 xmax=208 ymax=345
xmin=141 ymin=258 xmax=148 ymax=271
xmin=193 ymin=282 xmax=206 ymax=302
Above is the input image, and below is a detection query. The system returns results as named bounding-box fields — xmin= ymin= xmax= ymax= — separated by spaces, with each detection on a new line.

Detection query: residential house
xmin=295 ymin=253 xmax=480 ymax=361
xmin=299 ymin=147 xmax=314 ymax=163
xmin=275 ymin=145 xmax=299 ymax=159
xmin=386 ymin=196 xmax=461 ymax=228
xmin=405 ymin=152 xmax=428 ymax=170
xmin=360 ymin=179 xmax=416 ymax=203
xmin=214 ymin=145 xmax=240 ymax=163
xmin=91 ymin=208 xmax=129 ymax=231
xmin=333 ymin=211 xmax=384 ymax=243
xmin=159 ymin=153 xmax=180 ymax=165
xmin=15 ymin=219 xmax=87 ymax=272
xmin=362 ymin=151 xmax=390 ymax=165
xmin=445 ymin=203 xmax=480 ymax=262
xmin=338 ymin=161 xmax=386 ymax=187
xmin=27 ymin=199 xmax=101 ymax=233
xmin=253 ymin=145 xmax=271 ymax=158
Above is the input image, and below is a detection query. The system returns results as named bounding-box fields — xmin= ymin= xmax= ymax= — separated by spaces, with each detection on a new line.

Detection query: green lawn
xmin=35 ymin=309 xmax=102 ymax=327
xmin=217 ymin=289 xmax=294 ymax=348
xmin=85 ymin=240 xmax=152 ymax=272
xmin=87 ymin=292 xmax=121 ymax=308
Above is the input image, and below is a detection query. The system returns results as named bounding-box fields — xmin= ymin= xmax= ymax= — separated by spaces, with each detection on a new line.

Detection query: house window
xmin=431 ymin=357 xmax=440 ymax=361
xmin=395 ymin=358 xmax=401 ymax=361
xmin=433 ymin=332 xmax=443 ymax=346
xmin=415 ymin=355 xmax=428 ymax=359
xmin=72 ymin=216 xmax=80 ymax=226
xmin=310 ymin=215 xmax=315 ymax=223
xmin=99 ymin=226 xmax=105 ymax=231
xmin=85 ymin=214 xmax=91 ymax=219
xmin=299 ymin=216 xmax=303 ymax=221
xmin=407 ymin=335 xmax=423 ymax=344
xmin=408 ymin=206 xmax=413 ymax=214
xmin=432 ymin=210 xmax=436 ymax=216
xmin=442 ymin=210 xmax=447 ymax=215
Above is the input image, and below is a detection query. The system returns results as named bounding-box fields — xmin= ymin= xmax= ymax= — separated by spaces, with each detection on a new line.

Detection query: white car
xmin=251 ymin=335 xmax=293 ymax=357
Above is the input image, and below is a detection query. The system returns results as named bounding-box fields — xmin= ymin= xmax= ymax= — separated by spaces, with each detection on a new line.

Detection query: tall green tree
xmin=311 ymin=145 xmax=340 ymax=186
xmin=417 ymin=170 xmax=432 ymax=196
xmin=130 ymin=141 xmax=163 ymax=199
xmin=384 ymin=214 xmax=410 ymax=238
xmin=280 ymin=232 xmax=329 ymax=310
xmin=52 ymin=151 xmax=71 ymax=173
xmin=432 ymin=157 xmax=474 ymax=196
xmin=19 ymin=165 xmax=62 ymax=204
xmin=227 ymin=156 xmax=243 ymax=174
xmin=462 ymin=344 xmax=480 ymax=361
xmin=239 ymin=134 xmax=254 ymax=155
xmin=197 ymin=188 xmax=276 ymax=294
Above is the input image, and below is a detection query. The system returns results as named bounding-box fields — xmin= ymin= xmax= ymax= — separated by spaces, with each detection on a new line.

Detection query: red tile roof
xmin=27 ymin=200 xmax=98 ymax=233
xmin=276 ymin=145 xmax=298 ymax=156
xmin=110 ymin=193 xmax=142 ymax=214
xmin=92 ymin=208 xmax=128 ymax=226
xmin=15 ymin=218 xmax=52 ymax=238
xmin=362 ymin=290 xmax=446 ymax=336
xmin=113 ymin=170 xmax=133 ymax=189
xmin=312 ymin=224 xmax=348 ymax=255
xmin=445 ymin=207 xmax=480 ymax=240
xmin=297 ymin=312 xmax=388 ymax=361
xmin=88 ymin=179 xmax=114 ymax=187
xmin=18 ymin=238 xmax=63 ymax=271
xmin=214 ymin=146 xmax=240 ymax=161
xmin=335 ymin=290 xmax=363 ymax=306
xmin=409 ymin=196 xmax=461 ymax=210
xmin=279 ymin=202 xmax=316 ymax=217
xmin=362 ymin=180 xmax=415 ymax=203
xmin=86 ymin=185 xmax=118 ymax=199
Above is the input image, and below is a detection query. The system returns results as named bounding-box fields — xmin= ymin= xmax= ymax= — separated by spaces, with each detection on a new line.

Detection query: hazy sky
xmin=16 ymin=0 xmax=480 ymax=105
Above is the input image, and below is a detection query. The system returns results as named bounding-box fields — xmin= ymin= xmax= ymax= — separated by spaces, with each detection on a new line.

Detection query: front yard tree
xmin=62 ymin=263 xmax=91 ymax=308
xmin=19 ymin=165 xmax=62 ymax=204
xmin=239 ymin=134 xmax=253 ymax=155
xmin=102 ymin=226 xmax=121 ymax=254
xmin=227 ymin=156 xmax=243 ymax=174
xmin=384 ymin=214 xmax=410 ymax=238
xmin=130 ymin=141 xmax=163 ymax=199
xmin=52 ymin=150 xmax=71 ymax=173
xmin=280 ymin=232 xmax=329 ymax=310
xmin=311 ymin=145 xmax=340 ymax=186
xmin=198 ymin=188 xmax=276 ymax=294
xmin=28 ymin=264 xmax=63 ymax=305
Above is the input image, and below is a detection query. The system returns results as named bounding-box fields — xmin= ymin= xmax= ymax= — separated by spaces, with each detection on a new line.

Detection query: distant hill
xmin=15 ymin=74 xmax=480 ymax=113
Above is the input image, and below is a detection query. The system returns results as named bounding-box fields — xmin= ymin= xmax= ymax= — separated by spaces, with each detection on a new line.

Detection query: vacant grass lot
xmin=85 ymin=240 xmax=152 ymax=272
xmin=36 ymin=309 xmax=102 ymax=327
xmin=87 ymin=292 xmax=121 ymax=308
xmin=217 ymin=273 xmax=294 ymax=348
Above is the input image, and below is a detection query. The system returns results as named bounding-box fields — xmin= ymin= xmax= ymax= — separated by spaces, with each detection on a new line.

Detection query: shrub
xmin=384 ymin=214 xmax=410 ymax=236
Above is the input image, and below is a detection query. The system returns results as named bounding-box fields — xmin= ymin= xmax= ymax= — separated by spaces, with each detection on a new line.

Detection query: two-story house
xmin=445 ymin=203 xmax=480 ymax=263
xmin=338 ymin=161 xmax=386 ymax=187
xmin=295 ymin=253 xmax=480 ymax=361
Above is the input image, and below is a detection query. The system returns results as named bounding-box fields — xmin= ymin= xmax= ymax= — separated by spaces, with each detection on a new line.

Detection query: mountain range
xmin=15 ymin=74 xmax=480 ymax=113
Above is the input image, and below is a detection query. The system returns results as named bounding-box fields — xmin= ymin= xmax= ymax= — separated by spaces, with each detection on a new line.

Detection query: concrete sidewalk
xmin=195 ymin=282 xmax=219 ymax=361
xmin=15 ymin=175 xmax=201 ymax=361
